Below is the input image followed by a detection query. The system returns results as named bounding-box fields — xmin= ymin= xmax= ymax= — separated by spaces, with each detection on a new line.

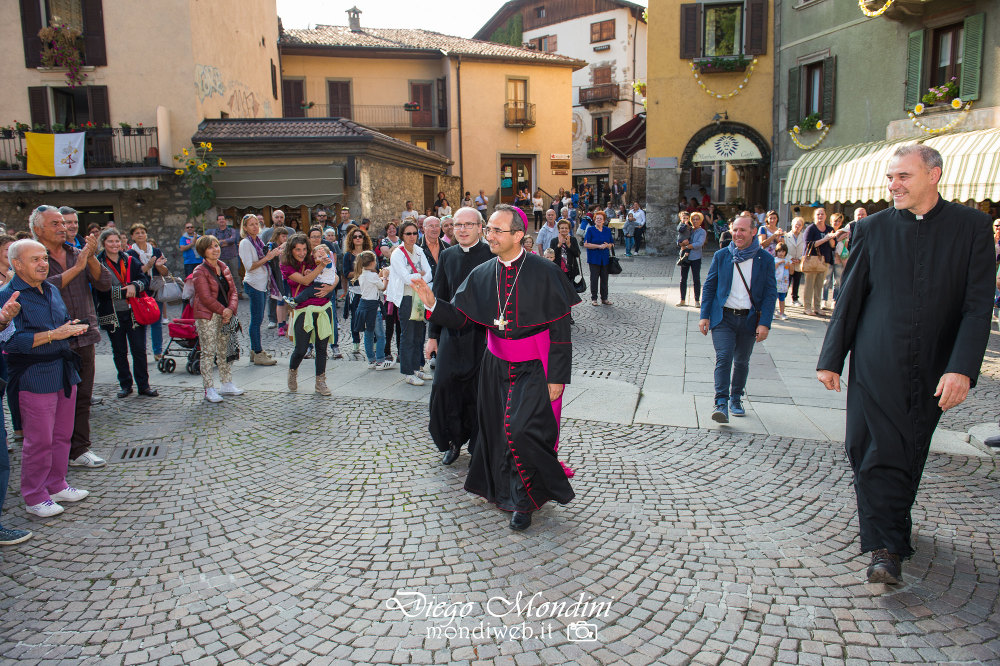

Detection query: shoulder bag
xmin=734 ymin=259 xmax=762 ymax=329
xmin=799 ymin=241 xmax=827 ymax=273
xmin=607 ymin=242 xmax=623 ymax=275
xmin=109 ymin=255 xmax=161 ymax=326
xmin=573 ymin=255 xmax=587 ymax=294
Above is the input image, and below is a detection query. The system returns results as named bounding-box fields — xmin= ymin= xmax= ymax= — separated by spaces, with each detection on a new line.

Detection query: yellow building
xmin=644 ymin=0 xmax=773 ymax=251
xmin=278 ymin=8 xmax=585 ymax=213
xmin=0 ymin=0 xmax=279 ymax=262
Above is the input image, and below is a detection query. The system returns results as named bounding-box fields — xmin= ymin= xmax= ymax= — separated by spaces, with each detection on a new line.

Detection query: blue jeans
xmin=624 ymin=236 xmax=634 ymax=254
xmin=357 ymin=299 xmax=386 ymax=362
xmin=0 ymin=427 xmax=8 ymax=522
xmin=711 ymin=309 xmax=757 ymax=402
xmin=680 ymin=258 xmax=702 ymax=303
xmin=243 ymin=282 xmax=268 ymax=353
xmin=150 ymin=304 xmax=163 ymax=356
xmin=348 ymin=293 xmax=361 ymax=344
xmin=397 ymin=296 xmax=426 ymax=375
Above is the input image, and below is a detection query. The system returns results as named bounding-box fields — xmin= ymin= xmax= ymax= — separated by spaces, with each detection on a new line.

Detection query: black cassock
xmin=427 ymin=241 xmax=493 ymax=453
xmin=818 ymin=198 xmax=993 ymax=557
xmin=429 ymin=251 xmax=581 ymax=512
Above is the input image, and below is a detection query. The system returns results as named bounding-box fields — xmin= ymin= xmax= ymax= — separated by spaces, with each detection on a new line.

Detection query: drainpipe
xmin=456 ymin=54 xmax=465 ymax=196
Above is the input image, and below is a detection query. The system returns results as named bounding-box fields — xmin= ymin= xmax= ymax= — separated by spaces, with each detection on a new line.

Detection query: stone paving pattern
xmin=2 ymin=252 xmax=999 ymax=665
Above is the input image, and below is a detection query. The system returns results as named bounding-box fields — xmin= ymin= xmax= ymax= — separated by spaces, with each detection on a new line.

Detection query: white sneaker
xmin=792 ymin=300 xmax=802 ymax=307
xmin=50 ymin=486 xmax=89 ymax=503
xmin=415 ymin=370 xmax=433 ymax=381
xmin=204 ymin=387 xmax=224 ymax=403
xmin=779 ymin=313 xmax=788 ymax=320
xmin=375 ymin=360 xmax=393 ymax=371
xmin=405 ymin=375 xmax=425 ymax=386
xmin=220 ymin=382 xmax=245 ymax=396
xmin=266 ymin=321 xmax=278 ymax=329
xmin=368 ymin=361 xmax=377 ymax=369
xmin=69 ymin=451 xmax=106 ymax=468
xmin=26 ymin=500 xmax=64 ymax=518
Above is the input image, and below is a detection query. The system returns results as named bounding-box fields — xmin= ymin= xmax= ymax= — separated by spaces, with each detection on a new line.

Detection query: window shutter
xmin=904 ymin=29 xmax=924 ymax=110
xmin=959 ymin=13 xmax=984 ymax=102
xmin=746 ymin=0 xmax=767 ymax=56
xmin=786 ymin=66 xmax=800 ymax=129
xmin=282 ymin=79 xmax=304 ymax=117
xmin=679 ymin=4 xmax=701 ymax=59
xmin=271 ymin=60 xmax=278 ymax=100
xmin=549 ymin=34 xmax=557 ymax=52
xmin=82 ymin=0 xmax=107 ymax=66
xmin=821 ymin=56 xmax=836 ymax=125
xmin=19 ymin=0 xmax=44 ymax=68
xmin=86 ymin=86 xmax=110 ymax=126
xmin=28 ymin=87 xmax=51 ymax=129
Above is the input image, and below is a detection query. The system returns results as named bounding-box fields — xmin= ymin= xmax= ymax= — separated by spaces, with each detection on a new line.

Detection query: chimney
xmin=347 ymin=6 xmax=362 ymax=32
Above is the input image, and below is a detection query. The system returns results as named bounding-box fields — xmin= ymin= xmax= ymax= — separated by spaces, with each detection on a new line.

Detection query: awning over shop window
xmin=0 ymin=175 xmax=159 ymax=193
xmin=601 ymin=114 xmax=645 ymax=161
xmin=212 ymin=164 xmax=344 ymax=208
xmin=784 ymin=128 xmax=1000 ymax=204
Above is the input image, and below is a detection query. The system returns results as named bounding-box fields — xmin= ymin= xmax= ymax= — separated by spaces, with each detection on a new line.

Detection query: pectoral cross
xmin=493 ymin=316 xmax=509 ymax=331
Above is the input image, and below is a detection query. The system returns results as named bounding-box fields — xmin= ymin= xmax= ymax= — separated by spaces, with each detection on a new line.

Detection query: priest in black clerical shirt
xmin=412 ymin=204 xmax=581 ymax=531
xmin=425 ymin=207 xmax=493 ymax=465
xmin=817 ymin=144 xmax=994 ymax=585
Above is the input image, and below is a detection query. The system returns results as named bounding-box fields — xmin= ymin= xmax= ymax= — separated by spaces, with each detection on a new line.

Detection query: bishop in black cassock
xmin=427 ymin=233 xmax=493 ymax=464
xmin=413 ymin=205 xmax=581 ymax=531
xmin=817 ymin=145 xmax=993 ymax=584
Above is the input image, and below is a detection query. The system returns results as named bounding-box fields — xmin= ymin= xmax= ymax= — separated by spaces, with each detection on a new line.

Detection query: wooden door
xmin=410 ymin=83 xmax=432 ymax=127
xmin=282 ymin=80 xmax=305 ymax=117
xmin=423 ymin=175 xmax=436 ymax=213
xmin=328 ymin=81 xmax=351 ymax=119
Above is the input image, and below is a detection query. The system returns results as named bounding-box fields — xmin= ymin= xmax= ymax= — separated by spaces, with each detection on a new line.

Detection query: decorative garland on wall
xmin=908 ymin=100 xmax=974 ymax=134
xmin=788 ymin=125 xmax=831 ymax=150
xmin=689 ymin=58 xmax=759 ymax=99
xmin=859 ymin=0 xmax=896 ymax=17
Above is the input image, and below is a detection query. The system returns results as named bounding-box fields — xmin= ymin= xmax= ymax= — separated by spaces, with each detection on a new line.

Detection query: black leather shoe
xmin=441 ymin=445 xmax=461 ymax=465
xmin=138 ymin=388 xmax=159 ymax=397
xmin=509 ymin=511 xmax=532 ymax=531
xmin=116 ymin=388 xmax=133 ymax=399
xmin=866 ymin=548 xmax=902 ymax=584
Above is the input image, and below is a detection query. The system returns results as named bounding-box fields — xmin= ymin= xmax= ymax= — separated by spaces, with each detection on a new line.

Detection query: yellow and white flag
xmin=25 ymin=131 xmax=86 ymax=177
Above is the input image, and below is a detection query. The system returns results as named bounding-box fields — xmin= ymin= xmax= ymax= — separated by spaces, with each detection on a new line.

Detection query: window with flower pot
xmin=905 ymin=13 xmax=984 ymax=110
xmin=786 ymin=56 xmax=836 ymax=130
xmin=679 ymin=1 xmax=768 ymax=59
xmin=19 ymin=0 xmax=105 ymax=67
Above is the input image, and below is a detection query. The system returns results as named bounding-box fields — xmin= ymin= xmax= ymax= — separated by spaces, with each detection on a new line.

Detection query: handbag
xmin=401 ymin=247 xmax=427 ymax=321
xmin=222 ymin=319 xmax=242 ymax=362
xmin=799 ymin=242 xmax=827 ymax=273
xmin=607 ymin=244 xmax=623 ymax=275
xmin=157 ymin=275 xmax=184 ymax=303
xmin=573 ymin=256 xmax=587 ymax=294
xmin=108 ymin=254 xmax=160 ymax=325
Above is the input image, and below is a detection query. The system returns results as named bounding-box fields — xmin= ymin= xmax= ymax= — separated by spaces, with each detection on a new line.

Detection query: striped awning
xmin=0 ymin=175 xmax=159 ymax=193
xmin=783 ymin=128 xmax=1000 ymax=204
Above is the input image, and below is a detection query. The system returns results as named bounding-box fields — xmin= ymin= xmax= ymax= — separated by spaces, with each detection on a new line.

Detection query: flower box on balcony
xmin=403 ymin=102 xmax=421 ymax=112
xmin=694 ymin=56 xmax=751 ymax=74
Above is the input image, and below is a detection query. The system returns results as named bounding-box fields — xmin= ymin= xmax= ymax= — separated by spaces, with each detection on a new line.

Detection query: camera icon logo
xmin=566 ymin=621 xmax=598 ymax=642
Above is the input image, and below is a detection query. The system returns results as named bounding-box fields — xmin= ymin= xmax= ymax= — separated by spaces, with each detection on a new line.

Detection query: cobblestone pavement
xmin=4 ymin=252 xmax=999 ymax=665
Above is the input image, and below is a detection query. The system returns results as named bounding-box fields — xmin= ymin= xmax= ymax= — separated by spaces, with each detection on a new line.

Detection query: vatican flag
xmin=25 ymin=131 xmax=86 ymax=177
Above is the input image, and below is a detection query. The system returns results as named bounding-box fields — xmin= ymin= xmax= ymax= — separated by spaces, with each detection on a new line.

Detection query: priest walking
xmin=425 ymin=207 xmax=492 ymax=465
xmin=411 ymin=204 xmax=581 ymax=531
xmin=817 ymin=144 xmax=994 ymax=585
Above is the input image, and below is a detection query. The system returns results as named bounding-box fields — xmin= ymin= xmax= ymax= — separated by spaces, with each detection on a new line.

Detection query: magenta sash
xmin=487 ymin=329 xmax=574 ymax=478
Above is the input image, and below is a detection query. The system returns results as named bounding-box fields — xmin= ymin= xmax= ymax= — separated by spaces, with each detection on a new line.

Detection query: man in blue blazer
xmin=699 ymin=213 xmax=777 ymax=423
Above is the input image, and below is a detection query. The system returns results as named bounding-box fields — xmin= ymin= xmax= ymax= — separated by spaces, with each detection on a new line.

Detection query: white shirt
xmin=536 ymin=223 xmax=558 ymax=253
xmin=358 ymin=269 xmax=386 ymax=300
xmin=532 ymin=197 xmax=543 ymax=212
xmin=401 ymin=209 xmax=418 ymax=222
xmin=724 ymin=257 xmax=754 ymax=310
xmin=631 ymin=207 xmax=646 ymax=227
xmin=238 ymin=238 xmax=270 ymax=291
xmin=386 ymin=244 xmax=431 ymax=306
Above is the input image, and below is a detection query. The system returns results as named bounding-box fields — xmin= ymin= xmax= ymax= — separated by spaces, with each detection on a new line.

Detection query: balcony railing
xmin=504 ymin=102 xmax=536 ymax=129
xmin=287 ymin=104 xmax=446 ymax=129
xmin=579 ymin=83 xmax=621 ymax=106
xmin=0 ymin=127 xmax=160 ymax=171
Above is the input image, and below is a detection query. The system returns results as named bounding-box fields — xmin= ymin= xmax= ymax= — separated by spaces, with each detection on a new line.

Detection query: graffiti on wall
xmin=195 ymin=64 xmax=273 ymax=117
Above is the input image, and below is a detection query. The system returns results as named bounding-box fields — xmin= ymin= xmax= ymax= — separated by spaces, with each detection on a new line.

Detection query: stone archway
xmin=681 ymin=123 xmax=771 ymax=211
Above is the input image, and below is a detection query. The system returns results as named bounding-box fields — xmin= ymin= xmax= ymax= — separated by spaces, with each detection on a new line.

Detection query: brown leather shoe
xmin=866 ymin=548 xmax=901 ymax=584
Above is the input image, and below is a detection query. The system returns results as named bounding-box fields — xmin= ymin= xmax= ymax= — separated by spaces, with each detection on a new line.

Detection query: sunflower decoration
xmin=913 ymin=103 xmax=924 ymax=115
xmin=792 ymin=126 xmax=800 ymax=134
xmin=951 ymin=98 xmax=963 ymax=109
xmin=816 ymin=120 xmax=824 ymax=130
xmin=172 ymin=142 xmax=226 ymax=220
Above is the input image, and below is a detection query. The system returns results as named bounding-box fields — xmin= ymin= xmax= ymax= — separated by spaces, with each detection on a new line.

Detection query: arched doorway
xmin=680 ymin=122 xmax=771 ymax=213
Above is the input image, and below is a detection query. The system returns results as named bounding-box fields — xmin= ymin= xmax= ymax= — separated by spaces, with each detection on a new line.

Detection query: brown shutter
xmin=548 ymin=34 xmax=557 ymax=52
xmin=679 ymin=4 xmax=701 ymax=59
xmin=87 ymin=86 xmax=111 ymax=125
xmin=87 ymin=86 xmax=112 ymax=166
xmin=20 ymin=0 xmax=44 ymax=68
xmin=821 ymin=56 xmax=836 ymax=125
xmin=746 ymin=0 xmax=768 ymax=56
xmin=327 ymin=81 xmax=351 ymax=119
xmin=787 ymin=66 xmax=801 ymax=129
xmin=271 ymin=60 xmax=278 ymax=100
xmin=282 ymin=79 xmax=304 ymax=117
xmin=28 ymin=87 xmax=51 ymax=129
xmin=82 ymin=0 xmax=107 ymax=66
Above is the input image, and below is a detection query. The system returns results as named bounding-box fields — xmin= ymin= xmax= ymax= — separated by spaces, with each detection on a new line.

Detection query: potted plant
xmin=37 ymin=23 xmax=87 ymax=87
xmin=403 ymin=101 xmax=421 ymax=112
xmin=912 ymin=78 xmax=964 ymax=115
xmin=1 ymin=126 xmax=13 ymax=139
xmin=51 ymin=122 xmax=66 ymax=133
xmin=15 ymin=152 xmax=27 ymax=169
xmin=694 ymin=55 xmax=752 ymax=74
xmin=14 ymin=121 xmax=30 ymax=137
xmin=133 ymin=122 xmax=146 ymax=136
xmin=119 ymin=121 xmax=133 ymax=135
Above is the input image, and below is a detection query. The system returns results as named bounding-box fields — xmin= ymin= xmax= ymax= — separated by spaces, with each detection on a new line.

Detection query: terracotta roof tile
xmin=281 ymin=25 xmax=583 ymax=66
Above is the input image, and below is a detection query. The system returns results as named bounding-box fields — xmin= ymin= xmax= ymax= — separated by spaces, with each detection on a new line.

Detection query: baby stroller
xmin=157 ymin=278 xmax=202 ymax=375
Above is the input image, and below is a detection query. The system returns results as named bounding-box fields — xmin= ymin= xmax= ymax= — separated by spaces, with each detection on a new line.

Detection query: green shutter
xmin=787 ymin=66 xmax=801 ymax=129
xmin=904 ymin=29 xmax=924 ymax=110
xmin=822 ymin=56 xmax=836 ymax=125
xmin=960 ymin=13 xmax=984 ymax=102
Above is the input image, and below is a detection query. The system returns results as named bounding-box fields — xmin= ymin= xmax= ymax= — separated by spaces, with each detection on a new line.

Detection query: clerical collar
xmin=499 ymin=248 xmax=525 ymax=267
xmin=902 ymin=195 xmax=946 ymax=222
xmin=459 ymin=240 xmax=485 ymax=253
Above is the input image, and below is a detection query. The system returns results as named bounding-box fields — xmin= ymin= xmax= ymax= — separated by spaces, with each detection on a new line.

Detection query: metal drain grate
xmin=579 ymin=369 xmax=620 ymax=379
xmin=109 ymin=444 xmax=166 ymax=463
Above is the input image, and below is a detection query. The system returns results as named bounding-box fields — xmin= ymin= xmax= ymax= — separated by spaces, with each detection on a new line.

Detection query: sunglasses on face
xmin=353 ymin=234 xmax=363 ymax=239
xmin=402 ymin=232 xmax=418 ymax=236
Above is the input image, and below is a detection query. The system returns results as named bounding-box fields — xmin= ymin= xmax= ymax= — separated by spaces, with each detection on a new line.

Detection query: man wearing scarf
xmin=699 ymin=212 xmax=777 ymax=423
